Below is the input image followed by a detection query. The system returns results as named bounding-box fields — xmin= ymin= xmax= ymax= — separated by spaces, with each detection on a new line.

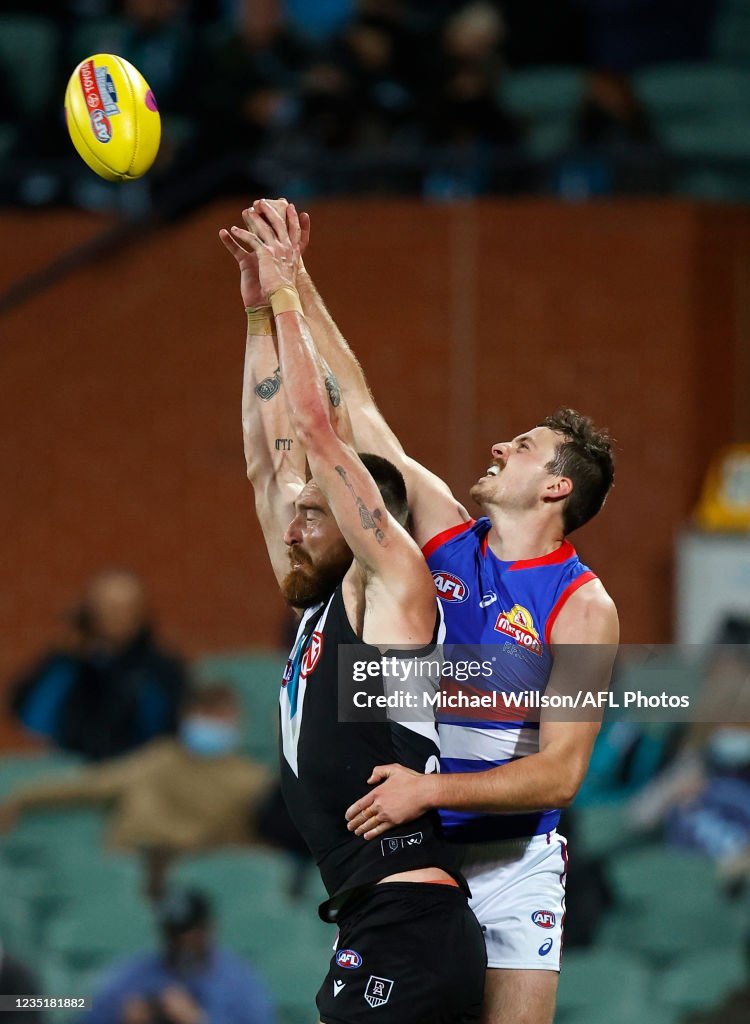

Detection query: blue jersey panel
xmin=425 ymin=517 xmax=596 ymax=841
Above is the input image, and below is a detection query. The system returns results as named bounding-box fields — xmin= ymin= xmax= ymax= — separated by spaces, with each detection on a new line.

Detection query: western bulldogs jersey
xmin=279 ymin=585 xmax=462 ymax=921
xmin=424 ymin=517 xmax=596 ymax=843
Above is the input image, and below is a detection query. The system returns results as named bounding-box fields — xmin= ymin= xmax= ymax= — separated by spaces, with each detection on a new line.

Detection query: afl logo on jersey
xmin=531 ymin=910 xmax=556 ymax=929
xmin=301 ymin=631 xmax=324 ymax=677
xmin=432 ymin=571 xmax=469 ymax=603
xmin=336 ymin=949 xmax=363 ymax=969
xmin=495 ymin=604 xmax=542 ymax=656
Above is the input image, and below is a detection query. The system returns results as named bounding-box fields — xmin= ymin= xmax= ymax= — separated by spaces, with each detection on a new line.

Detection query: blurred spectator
xmin=0 ymin=945 xmax=42 ymax=1024
xmin=0 ymin=683 xmax=271 ymax=897
xmin=628 ymin=624 xmax=750 ymax=876
xmin=120 ymin=0 xmax=195 ymax=113
xmin=85 ymin=887 xmax=276 ymax=1024
xmin=421 ymin=2 xmax=523 ymax=196
xmin=197 ymin=0 xmax=309 ymax=155
xmin=10 ymin=569 xmax=187 ymax=761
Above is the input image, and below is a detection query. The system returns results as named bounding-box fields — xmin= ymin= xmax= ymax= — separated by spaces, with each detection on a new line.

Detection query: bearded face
xmin=281 ymin=482 xmax=353 ymax=608
xmin=280 ymin=540 xmax=352 ymax=608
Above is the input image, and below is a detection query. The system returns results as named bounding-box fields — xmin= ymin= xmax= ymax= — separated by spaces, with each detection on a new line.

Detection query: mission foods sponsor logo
xmin=494 ymin=604 xmax=542 ymax=655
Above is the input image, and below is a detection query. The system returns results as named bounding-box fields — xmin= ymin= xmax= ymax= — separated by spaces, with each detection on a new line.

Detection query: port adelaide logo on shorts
xmin=364 ymin=976 xmax=394 ymax=1008
xmin=432 ymin=571 xmax=469 ymax=603
xmin=531 ymin=910 xmax=556 ymax=929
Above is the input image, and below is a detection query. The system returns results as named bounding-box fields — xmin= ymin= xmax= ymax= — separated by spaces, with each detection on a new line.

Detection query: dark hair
xmin=185 ymin=681 xmax=238 ymax=712
xmin=156 ymin=887 xmax=212 ymax=933
xmin=358 ymin=453 xmax=409 ymax=528
xmin=539 ymin=409 xmax=614 ymax=534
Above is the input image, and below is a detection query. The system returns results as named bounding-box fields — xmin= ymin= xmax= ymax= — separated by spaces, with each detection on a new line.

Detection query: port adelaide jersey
xmin=279 ymin=585 xmax=461 ymax=920
xmin=424 ymin=517 xmax=597 ymax=843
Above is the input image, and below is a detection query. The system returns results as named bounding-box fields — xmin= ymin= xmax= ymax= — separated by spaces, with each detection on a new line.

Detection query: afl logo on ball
xmin=531 ymin=910 xmax=556 ymax=929
xmin=89 ymin=108 xmax=112 ymax=142
xmin=301 ymin=631 xmax=323 ymax=677
xmin=432 ymin=571 xmax=469 ymax=603
xmin=336 ymin=949 xmax=362 ymax=970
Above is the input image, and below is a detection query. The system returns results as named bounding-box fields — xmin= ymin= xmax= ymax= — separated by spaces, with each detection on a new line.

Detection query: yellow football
xmin=64 ymin=54 xmax=161 ymax=182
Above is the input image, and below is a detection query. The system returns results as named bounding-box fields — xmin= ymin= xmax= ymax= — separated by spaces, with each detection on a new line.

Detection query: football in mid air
xmin=64 ymin=54 xmax=161 ymax=182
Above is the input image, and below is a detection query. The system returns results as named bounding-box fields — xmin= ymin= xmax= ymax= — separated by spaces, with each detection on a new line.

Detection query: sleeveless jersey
xmin=424 ymin=517 xmax=596 ymax=843
xmin=279 ymin=585 xmax=462 ymax=921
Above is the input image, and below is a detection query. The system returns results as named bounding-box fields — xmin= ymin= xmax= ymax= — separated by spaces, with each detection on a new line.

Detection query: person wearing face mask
xmin=0 ymin=684 xmax=270 ymax=897
xmin=85 ymin=887 xmax=277 ymax=1024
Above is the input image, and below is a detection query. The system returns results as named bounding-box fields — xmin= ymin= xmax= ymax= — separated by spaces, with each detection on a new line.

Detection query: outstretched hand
xmin=228 ymin=201 xmax=303 ymax=303
xmin=219 ymin=207 xmax=264 ymax=309
xmin=344 ymin=763 xmax=435 ymax=840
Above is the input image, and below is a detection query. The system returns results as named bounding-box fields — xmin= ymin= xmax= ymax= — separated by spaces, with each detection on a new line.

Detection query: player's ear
xmin=544 ymin=476 xmax=572 ymax=502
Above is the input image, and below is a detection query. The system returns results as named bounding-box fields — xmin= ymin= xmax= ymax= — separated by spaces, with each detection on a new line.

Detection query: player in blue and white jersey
xmin=231 ymin=199 xmax=618 ymax=1024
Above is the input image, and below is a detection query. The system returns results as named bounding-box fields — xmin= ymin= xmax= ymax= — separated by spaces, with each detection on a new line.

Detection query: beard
xmin=280 ymin=544 xmax=352 ymax=608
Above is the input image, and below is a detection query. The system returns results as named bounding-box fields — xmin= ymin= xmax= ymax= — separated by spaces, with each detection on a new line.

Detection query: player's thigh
xmin=480 ymin=968 xmax=558 ymax=1024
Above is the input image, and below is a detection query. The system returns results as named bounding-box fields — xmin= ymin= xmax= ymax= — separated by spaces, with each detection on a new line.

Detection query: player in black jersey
xmin=221 ymin=205 xmax=485 ymax=1022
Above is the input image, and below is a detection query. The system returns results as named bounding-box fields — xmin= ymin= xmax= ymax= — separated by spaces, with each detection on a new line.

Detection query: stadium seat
xmin=1 ymin=808 xmax=105 ymax=868
xmin=502 ymin=68 xmax=583 ymax=161
xmin=607 ymin=845 xmax=721 ymax=908
xmin=172 ymin=848 xmax=292 ymax=907
xmin=555 ymin=948 xmax=651 ymax=1015
xmin=46 ymin=901 xmax=154 ymax=970
xmin=633 ymin=64 xmax=750 ymax=117
xmin=0 ymin=16 xmax=59 ymax=118
xmin=712 ymin=0 xmax=750 ymax=64
xmin=67 ymin=17 xmax=129 ymax=67
xmin=194 ymin=652 xmax=286 ymax=764
xmin=657 ymin=947 xmax=748 ymax=1013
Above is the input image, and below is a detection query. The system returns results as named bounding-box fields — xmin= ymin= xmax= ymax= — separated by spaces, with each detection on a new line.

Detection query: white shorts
xmin=459 ymin=830 xmax=568 ymax=971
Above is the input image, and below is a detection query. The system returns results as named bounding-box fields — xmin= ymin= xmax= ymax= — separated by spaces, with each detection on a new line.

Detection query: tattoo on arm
xmin=335 ymin=465 xmax=386 ymax=544
xmin=255 ymin=367 xmax=282 ymax=402
xmin=275 ymin=438 xmax=294 ymax=451
xmin=325 ymin=374 xmax=342 ymax=408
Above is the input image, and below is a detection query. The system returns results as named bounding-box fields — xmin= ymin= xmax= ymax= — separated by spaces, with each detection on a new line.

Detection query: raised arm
xmin=248 ymin=200 xmax=470 ymax=550
xmin=221 ymin=211 xmax=354 ymax=586
xmin=231 ymin=206 xmax=436 ymax=639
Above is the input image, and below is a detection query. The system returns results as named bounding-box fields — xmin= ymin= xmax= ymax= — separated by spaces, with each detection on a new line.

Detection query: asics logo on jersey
xmin=539 ymin=938 xmax=554 ymax=956
xmin=495 ymin=605 xmax=542 ymax=656
xmin=432 ymin=571 xmax=469 ymax=603
xmin=479 ymin=592 xmax=497 ymax=608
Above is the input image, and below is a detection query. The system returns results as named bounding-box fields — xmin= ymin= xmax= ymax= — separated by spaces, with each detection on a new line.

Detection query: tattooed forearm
xmin=335 ymin=465 xmax=386 ymax=543
xmin=275 ymin=438 xmax=294 ymax=451
xmin=255 ymin=367 xmax=282 ymax=401
xmin=325 ymin=373 xmax=342 ymax=408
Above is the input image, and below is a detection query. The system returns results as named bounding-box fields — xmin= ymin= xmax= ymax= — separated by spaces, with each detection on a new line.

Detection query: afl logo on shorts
xmin=432 ymin=571 xmax=469 ymax=603
xmin=336 ymin=949 xmax=362 ymax=970
xmin=531 ymin=910 xmax=556 ymax=929
xmin=301 ymin=631 xmax=323 ymax=677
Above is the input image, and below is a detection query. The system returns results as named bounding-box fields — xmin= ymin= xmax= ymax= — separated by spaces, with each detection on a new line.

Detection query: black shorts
xmin=317 ymin=882 xmax=486 ymax=1024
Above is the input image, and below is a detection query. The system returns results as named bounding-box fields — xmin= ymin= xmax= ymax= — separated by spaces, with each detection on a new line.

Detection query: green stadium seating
xmin=572 ymin=799 xmax=633 ymax=858
xmin=194 ymin=652 xmax=286 ymax=764
xmin=633 ymin=64 xmax=750 ymax=117
xmin=657 ymin=947 xmax=748 ymax=1014
xmin=0 ymin=16 xmax=59 ymax=117
xmin=712 ymin=0 xmax=750 ymax=64
xmin=607 ymin=845 xmax=721 ymax=909
xmin=556 ymin=948 xmax=652 ymax=1015
xmin=46 ymin=901 xmax=154 ymax=971
xmin=172 ymin=848 xmax=292 ymax=907
xmin=502 ymin=68 xmax=583 ymax=160
xmin=67 ymin=17 xmax=129 ymax=67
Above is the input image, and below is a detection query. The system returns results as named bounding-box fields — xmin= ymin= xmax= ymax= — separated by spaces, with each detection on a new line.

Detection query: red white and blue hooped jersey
xmin=424 ymin=516 xmax=597 ymax=843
